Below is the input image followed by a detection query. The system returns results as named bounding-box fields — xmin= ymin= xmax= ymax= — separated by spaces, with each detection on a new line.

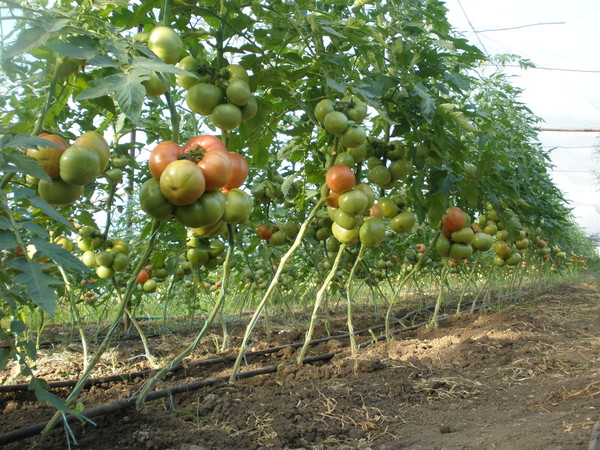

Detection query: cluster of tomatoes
xmin=28 ymin=131 xmax=110 ymax=206
xmin=77 ymin=227 xmax=130 ymax=280
xmin=363 ymin=138 xmax=411 ymax=189
xmin=255 ymin=222 xmax=300 ymax=247
xmin=315 ymin=95 xmax=368 ymax=148
xmin=182 ymin=59 xmax=257 ymax=131
xmin=136 ymin=265 xmax=168 ymax=294
xmin=185 ymin=232 xmax=227 ymax=269
xmin=140 ymin=134 xmax=252 ymax=236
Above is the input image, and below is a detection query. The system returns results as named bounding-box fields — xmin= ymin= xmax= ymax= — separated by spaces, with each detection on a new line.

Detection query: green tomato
xmin=148 ymin=26 xmax=183 ymax=64
xmin=450 ymin=227 xmax=474 ymax=244
xmin=315 ymin=99 xmax=335 ymax=124
xmin=96 ymin=265 xmax=115 ymax=280
xmin=332 ymin=222 xmax=359 ymax=245
xmin=449 ymin=243 xmax=473 ymax=260
xmin=111 ymin=252 xmax=129 ymax=272
xmin=221 ymin=189 xmax=252 ymax=224
xmin=340 ymin=125 xmax=366 ymax=148
xmin=390 ymin=211 xmax=416 ymax=233
xmin=143 ymin=278 xmax=158 ymax=293
xmin=139 ymin=178 xmax=174 ymax=220
xmin=436 ymin=234 xmax=451 ymax=257
xmin=377 ymin=197 xmax=398 ymax=218
xmin=359 ymin=218 xmax=386 ymax=248
xmin=187 ymin=248 xmax=209 ymax=265
xmin=472 ymin=232 xmax=493 ymax=252
xmin=338 ymin=189 xmax=368 ymax=215
xmin=225 ymin=79 xmax=252 ymax=107
xmin=38 ymin=178 xmax=83 ymax=205
xmin=175 ymin=190 xmax=226 ymax=228
xmin=59 ymin=145 xmax=100 ymax=185
xmin=186 ymin=83 xmax=223 ymax=115
xmin=211 ymin=103 xmax=242 ymax=131
xmin=323 ymin=111 xmax=348 ymax=136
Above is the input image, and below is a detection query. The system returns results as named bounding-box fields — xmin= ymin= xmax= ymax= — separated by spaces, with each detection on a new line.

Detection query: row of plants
xmin=1 ymin=0 xmax=598 ymax=443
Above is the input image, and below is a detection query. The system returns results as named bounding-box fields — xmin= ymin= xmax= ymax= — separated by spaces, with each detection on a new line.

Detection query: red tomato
xmin=326 ymin=164 xmax=355 ymax=194
xmin=326 ymin=190 xmax=340 ymax=208
xmin=137 ymin=269 xmax=150 ymax=284
xmin=443 ymin=206 xmax=466 ymax=231
xmin=182 ymin=134 xmax=227 ymax=154
xmin=415 ymin=243 xmax=426 ymax=254
xmin=149 ymin=141 xmax=182 ymax=180
xmin=197 ymin=149 xmax=232 ymax=191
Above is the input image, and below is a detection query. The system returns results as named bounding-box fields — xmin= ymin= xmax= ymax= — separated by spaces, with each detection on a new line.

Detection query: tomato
xmin=148 ymin=26 xmax=183 ymax=64
xmin=176 ymin=55 xmax=206 ymax=90
xmin=494 ymin=240 xmax=511 ymax=259
xmin=192 ymin=220 xmax=226 ymax=238
xmin=160 ymin=160 xmax=206 ymax=206
xmin=463 ymin=162 xmax=477 ymax=178
xmin=340 ymin=125 xmax=366 ymax=148
xmin=142 ymin=71 xmax=169 ymax=97
xmin=143 ymin=278 xmax=158 ymax=293
xmin=139 ymin=178 xmax=174 ymax=220
xmin=149 ymin=141 xmax=183 ymax=180
xmin=27 ymin=133 xmax=69 ymax=179
xmin=436 ymin=234 xmax=451 ymax=257
xmin=515 ymin=238 xmax=530 ymax=249
xmin=326 ymin=164 xmax=355 ymax=194
xmin=349 ymin=142 xmax=368 ymax=163
xmin=494 ymin=255 xmax=506 ymax=267
xmin=390 ymin=211 xmax=416 ymax=233
xmin=225 ymin=79 xmax=251 ymax=106
xmin=38 ymin=178 xmax=83 ymax=205
xmin=505 ymin=252 xmax=522 ymax=267
xmin=256 ymin=224 xmax=273 ymax=240
xmin=343 ymin=95 xmax=368 ymax=123
xmin=136 ymin=269 xmax=150 ymax=284
xmin=415 ymin=243 xmax=426 ymax=254
xmin=377 ymin=197 xmax=398 ymax=218
xmin=369 ymin=204 xmax=384 ymax=218
xmin=95 ymin=251 xmax=114 ymax=267
xmin=220 ymin=64 xmax=249 ymax=84
xmin=269 ymin=230 xmax=287 ymax=246
xmin=314 ymin=99 xmax=335 ymax=124
xmin=323 ymin=111 xmax=348 ymax=136
xmin=355 ymin=184 xmax=375 ymax=209
xmin=182 ymin=134 xmax=227 ymax=154
xmin=186 ymin=83 xmax=223 ymax=115
xmin=389 ymin=159 xmax=411 ymax=181
xmin=450 ymin=226 xmax=474 ymax=244
xmin=240 ymin=96 xmax=258 ymax=121
xmin=325 ymin=190 xmax=340 ymax=208
xmin=536 ymin=238 xmax=548 ymax=248
xmin=175 ymin=190 xmax=226 ymax=228
xmin=111 ymin=253 xmax=129 ymax=272
xmin=187 ymin=248 xmax=209 ymax=265
xmin=96 ymin=265 xmax=114 ymax=280
xmin=367 ymin=165 xmax=392 ymax=187
xmin=59 ymin=145 xmax=100 ymax=185
xmin=483 ymin=221 xmax=498 ymax=235
xmin=223 ymin=152 xmax=248 ymax=190
xmin=359 ymin=218 xmax=386 ymax=247
xmin=332 ymin=222 xmax=359 ymax=245
xmin=337 ymin=188 xmax=368 ymax=215
xmin=222 ymin=188 xmax=252 ymax=224
xmin=105 ymin=168 xmax=123 ymax=184
xmin=212 ymin=103 xmax=242 ymax=130
xmin=197 ymin=149 xmax=232 ymax=191
xmin=449 ymin=243 xmax=473 ymax=260
xmin=334 ymin=152 xmax=355 ymax=167
xmin=54 ymin=236 xmax=73 ymax=251
xmin=442 ymin=206 xmax=466 ymax=232
xmin=472 ymin=232 xmax=493 ymax=251
xmin=81 ymin=250 xmax=96 ymax=267
xmin=496 ymin=229 xmax=509 ymax=241
xmin=333 ymin=208 xmax=361 ymax=229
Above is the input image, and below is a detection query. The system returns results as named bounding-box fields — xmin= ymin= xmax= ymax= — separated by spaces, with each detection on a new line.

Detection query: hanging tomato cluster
xmin=28 ymin=132 xmax=110 ymax=206
xmin=139 ymin=134 xmax=252 ymax=236
xmin=315 ymin=95 xmax=368 ymax=148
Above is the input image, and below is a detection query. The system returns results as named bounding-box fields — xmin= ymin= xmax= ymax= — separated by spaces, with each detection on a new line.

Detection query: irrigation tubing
xmin=0 ymin=309 xmax=462 ymax=447
xmin=0 ymin=304 xmax=439 ymax=394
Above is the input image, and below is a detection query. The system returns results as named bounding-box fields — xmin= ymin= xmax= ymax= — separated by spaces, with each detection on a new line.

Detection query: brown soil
xmin=1 ymin=281 xmax=599 ymax=449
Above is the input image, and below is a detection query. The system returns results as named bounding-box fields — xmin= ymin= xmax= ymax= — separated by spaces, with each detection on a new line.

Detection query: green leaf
xmin=413 ymin=82 xmax=435 ymax=123
xmin=46 ymin=36 xmax=98 ymax=60
xmin=3 ymin=153 xmax=51 ymax=181
xmin=111 ymin=73 xmax=146 ymax=122
xmin=12 ymin=259 xmax=62 ymax=316
xmin=29 ymin=197 xmax=76 ymax=230
xmin=0 ymin=349 xmax=10 ymax=370
xmin=0 ymin=134 xmax=60 ymax=151
xmin=0 ymin=229 xmax=17 ymax=249
xmin=12 ymin=186 xmax=36 ymax=201
xmin=29 ymin=237 xmax=88 ymax=271
xmin=28 ymin=377 xmax=91 ymax=423
xmin=4 ymin=26 xmax=50 ymax=58
xmin=9 ymin=320 xmax=26 ymax=333
xmin=326 ymin=77 xmax=346 ymax=94
xmin=131 ymin=57 xmax=199 ymax=78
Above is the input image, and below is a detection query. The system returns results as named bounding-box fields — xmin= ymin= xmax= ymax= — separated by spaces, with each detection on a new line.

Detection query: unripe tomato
xmin=338 ymin=189 xmax=368 ymax=215
xmin=377 ymin=197 xmax=398 ymax=218
xmin=449 ymin=243 xmax=473 ymax=260
xmin=505 ymin=252 xmax=522 ymax=267
xmin=269 ymin=230 xmax=287 ymax=246
xmin=175 ymin=190 xmax=226 ymax=228
xmin=54 ymin=236 xmax=73 ymax=252
xmin=333 ymin=208 xmax=361 ymax=229
xmin=450 ymin=227 xmax=475 ymax=244
xmin=326 ymin=164 xmax=355 ymax=194
xmin=27 ymin=133 xmax=69 ymax=179
xmin=186 ymin=83 xmax=223 ymax=115
xmin=332 ymin=222 xmax=359 ymax=245
xmin=38 ymin=179 xmax=83 ymax=205
xmin=111 ymin=252 xmax=129 ymax=271
xmin=220 ymin=64 xmax=249 ymax=83
xmin=436 ymin=234 xmax=451 ymax=257
xmin=240 ymin=96 xmax=258 ymax=121
xmin=340 ymin=125 xmax=366 ymax=148
xmin=314 ymin=99 xmax=335 ymax=124
xmin=323 ymin=111 xmax=348 ymax=136
xmin=187 ymin=248 xmax=209 ymax=265
xmin=367 ymin=165 xmax=392 ymax=187
xmin=59 ymin=146 xmax=100 ymax=185
xmin=160 ymin=160 xmax=206 ymax=206
xmin=148 ymin=26 xmax=183 ymax=64
xmin=494 ymin=240 xmax=512 ymax=259
xmin=343 ymin=95 xmax=368 ymax=123
xmin=96 ymin=265 xmax=115 ymax=280
xmin=359 ymin=218 xmax=386 ymax=247
xmin=390 ymin=211 xmax=416 ymax=233
xmin=143 ymin=278 xmax=158 ymax=293
xmin=142 ymin=71 xmax=170 ymax=97
xmin=355 ymin=184 xmax=375 ymax=209
xmin=222 ymin=189 xmax=252 ymax=224
xmin=139 ymin=178 xmax=175 ymax=220
xmin=389 ymin=159 xmax=411 ymax=181
xmin=95 ymin=251 xmax=114 ymax=267
xmin=472 ymin=232 xmax=493 ymax=252
xmin=81 ymin=250 xmax=97 ymax=268
xmin=211 ymin=103 xmax=242 ymax=131
xmin=176 ymin=55 xmax=205 ymax=90
xmin=225 ymin=79 xmax=252 ymax=106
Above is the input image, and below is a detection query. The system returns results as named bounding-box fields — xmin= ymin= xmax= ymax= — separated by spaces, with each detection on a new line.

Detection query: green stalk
xmin=345 ymin=244 xmax=366 ymax=354
xmin=40 ymin=219 xmax=161 ymax=441
xmin=429 ymin=261 xmax=451 ymax=328
xmin=456 ymin=255 xmax=480 ymax=315
xmin=135 ymin=224 xmax=235 ymax=409
xmin=59 ymin=266 xmax=89 ymax=371
xmin=297 ymin=243 xmax=346 ymax=364
xmin=229 ymin=199 xmax=325 ymax=381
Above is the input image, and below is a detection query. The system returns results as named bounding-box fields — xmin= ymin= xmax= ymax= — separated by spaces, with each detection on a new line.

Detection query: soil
xmin=1 ymin=280 xmax=599 ymax=449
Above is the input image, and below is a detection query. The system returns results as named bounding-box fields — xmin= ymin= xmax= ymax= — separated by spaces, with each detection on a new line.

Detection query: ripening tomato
xmin=256 ymin=224 xmax=272 ymax=240
xmin=197 ymin=149 xmax=232 ymax=191
xmin=159 ymin=160 xmax=206 ymax=206
xmin=149 ymin=141 xmax=183 ymax=180
xmin=182 ymin=135 xmax=227 ymax=154
xmin=222 ymin=152 xmax=248 ymax=190
xmin=325 ymin=190 xmax=340 ymax=208
xmin=136 ymin=269 xmax=150 ymax=284
xmin=326 ymin=164 xmax=355 ymax=194
xmin=443 ymin=206 xmax=466 ymax=231
xmin=27 ymin=133 xmax=69 ymax=179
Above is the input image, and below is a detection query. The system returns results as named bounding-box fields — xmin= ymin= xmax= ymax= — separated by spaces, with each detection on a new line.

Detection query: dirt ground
xmin=1 ymin=280 xmax=599 ymax=449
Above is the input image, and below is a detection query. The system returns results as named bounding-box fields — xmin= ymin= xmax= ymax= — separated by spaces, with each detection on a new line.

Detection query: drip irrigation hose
xmin=0 ymin=305 xmax=439 ymax=394
xmin=0 ymin=310 xmax=462 ymax=447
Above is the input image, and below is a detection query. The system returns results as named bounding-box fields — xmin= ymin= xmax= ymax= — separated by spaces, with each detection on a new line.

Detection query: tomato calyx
xmin=178 ymin=149 xmax=207 ymax=163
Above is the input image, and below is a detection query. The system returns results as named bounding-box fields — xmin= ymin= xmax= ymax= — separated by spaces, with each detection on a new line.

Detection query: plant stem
xmin=345 ymin=244 xmax=366 ymax=354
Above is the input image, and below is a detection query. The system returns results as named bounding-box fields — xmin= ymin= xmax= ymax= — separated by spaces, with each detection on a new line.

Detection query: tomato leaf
xmin=3 ymin=152 xmax=52 ymax=181
xmin=131 ymin=57 xmax=200 ymax=78
xmin=46 ymin=35 xmax=98 ymax=60
xmin=28 ymin=377 xmax=92 ymax=424
xmin=30 ymin=237 xmax=88 ymax=271
xmin=12 ymin=258 xmax=62 ymax=316
xmin=413 ymin=82 xmax=435 ymax=123
xmin=29 ymin=197 xmax=76 ymax=231
xmin=0 ymin=230 xmax=17 ymax=249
